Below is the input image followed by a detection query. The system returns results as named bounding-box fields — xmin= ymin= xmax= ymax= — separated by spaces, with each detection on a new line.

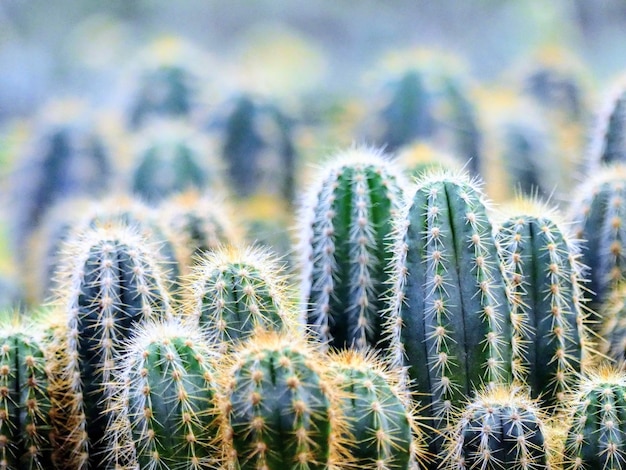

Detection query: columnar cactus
xmin=446 ymin=385 xmax=554 ymax=470
xmin=495 ymin=199 xmax=588 ymax=408
xmin=51 ymin=223 xmax=173 ymax=469
xmin=299 ymin=147 xmax=406 ymax=350
xmin=387 ymin=171 xmax=512 ymax=454
xmin=327 ymin=349 xmax=427 ymax=470
xmin=599 ymin=284 xmax=626 ymax=361
xmin=564 ymin=365 xmax=626 ymax=470
xmin=587 ymin=81 xmax=626 ymax=170
xmin=110 ymin=319 xmax=220 ymax=469
xmin=218 ymin=331 xmax=347 ymax=470
xmin=0 ymin=312 xmax=53 ymax=470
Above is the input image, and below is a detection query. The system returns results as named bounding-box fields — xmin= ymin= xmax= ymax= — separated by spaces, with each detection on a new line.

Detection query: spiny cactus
xmin=570 ymin=164 xmax=626 ymax=321
xmin=445 ymin=385 xmax=555 ymax=470
xmin=386 ymin=170 xmax=512 ymax=456
xmin=564 ymin=365 xmax=626 ymax=470
xmin=51 ymin=223 xmax=173 ymax=469
xmin=0 ymin=311 xmax=53 ymax=470
xmin=299 ymin=147 xmax=406 ymax=350
xmin=182 ymin=245 xmax=294 ymax=353
xmin=218 ymin=331 xmax=348 ymax=470
xmin=327 ymin=349 xmax=427 ymax=470
xmin=495 ymin=198 xmax=588 ymax=408
xmin=110 ymin=318 xmax=220 ymax=470
xmin=587 ymin=80 xmax=626 ymax=170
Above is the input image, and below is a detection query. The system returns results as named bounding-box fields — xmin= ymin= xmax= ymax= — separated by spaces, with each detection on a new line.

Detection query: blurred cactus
xmin=51 ymin=223 xmax=173 ymax=469
xmin=299 ymin=147 xmax=406 ymax=350
xmin=598 ymin=284 xmax=626 ymax=361
xmin=587 ymin=80 xmax=626 ymax=170
xmin=396 ymin=141 xmax=463 ymax=178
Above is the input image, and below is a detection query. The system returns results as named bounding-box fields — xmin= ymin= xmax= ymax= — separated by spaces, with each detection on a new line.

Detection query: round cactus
xmin=299 ymin=147 xmax=406 ymax=350
xmin=495 ymin=198 xmax=588 ymax=408
xmin=218 ymin=331 xmax=347 ymax=470
xmin=446 ymin=385 xmax=555 ymax=470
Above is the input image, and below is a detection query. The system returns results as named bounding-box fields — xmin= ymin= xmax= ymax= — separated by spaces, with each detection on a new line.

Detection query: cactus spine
xmin=387 ymin=171 xmax=512 ymax=454
xmin=218 ymin=331 xmax=347 ymax=470
xmin=182 ymin=245 xmax=294 ymax=353
xmin=495 ymin=199 xmax=587 ymax=408
xmin=446 ymin=385 xmax=554 ymax=470
xmin=111 ymin=319 xmax=219 ymax=469
xmin=299 ymin=147 xmax=406 ymax=350
xmin=52 ymin=223 xmax=173 ymax=469
xmin=564 ymin=365 xmax=626 ymax=470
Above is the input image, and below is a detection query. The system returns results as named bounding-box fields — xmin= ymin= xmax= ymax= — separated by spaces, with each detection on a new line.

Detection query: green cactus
xmin=588 ymin=82 xmax=626 ymax=169
xmin=564 ymin=365 xmax=626 ymax=470
xmin=218 ymin=331 xmax=348 ymax=470
xmin=495 ymin=198 xmax=588 ymax=408
xmin=0 ymin=312 xmax=53 ymax=470
xmin=327 ymin=349 xmax=427 ymax=470
xmin=445 ymin=385 xmax=555 ymax=470
xmin=299 ymin=147 xmax=406 ymax=350
xmin=110 ymin=318 xmax=220 ymax=469
xmin=386 ymin=170 xmax=513 ymax=457
xmin=597 ymin=284 xmax=626 ymax=361
xmin=182 ymin=245 xmax=295 ymax=353
xmin=51 ymin=223 xmax=173 ymax=469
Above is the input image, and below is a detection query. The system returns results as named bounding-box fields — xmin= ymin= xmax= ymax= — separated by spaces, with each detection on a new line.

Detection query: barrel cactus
xmin=299 ymin=147 xmax=406 ymax=350
xmin=495 ymin=198 xmax=588 ymax=408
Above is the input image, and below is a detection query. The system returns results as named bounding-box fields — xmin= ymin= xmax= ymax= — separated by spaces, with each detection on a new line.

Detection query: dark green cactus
xmin=387 ymin=171 xmax=512 ymax=457
xmin=446 ymin=385 xmax=554 ymax=470
xmin=564 ymin=366 xmax=626 ymax=470
xmin=51 ymin=223 xmax=173 ymax=469
xmin=495 ymin=199 xmax=588 ymax=408
xmin=110 ymin=319 xmax=219 ymax=469
xmin=0 ymin=312 xmax=53 ymax=470
xmin=299 ymin=147 xmax=406 ymax=350
xmin=218 ymin=331 xmax=347 ymax=470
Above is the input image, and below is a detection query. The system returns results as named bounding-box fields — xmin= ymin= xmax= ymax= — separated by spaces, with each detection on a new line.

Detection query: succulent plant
xmin=587 ymin=80 xmax=626 ymax=170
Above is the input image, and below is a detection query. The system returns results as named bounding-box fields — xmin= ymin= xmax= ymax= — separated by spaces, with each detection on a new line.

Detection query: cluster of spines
xmin=182 ymin=245 xmax=294 ymax=353
xmin=446 ymin=385 xmax=554 ymax=470
xmin=495 ymin=199 xmax=588 ymax=408
xmin=386 ymin=171 xmax=512 ymax=454
xmin=217 ymin=331 xmax=348 ymax=470
xmin=299 ymin=147 xmax=406 ymax=350
xmin=51 ymin=223 xmax=173 ymax=469
xmin=564 ymin=365 xmax=626 ymax=469
xmin=110 ymin=318 xmax=220 ymax=470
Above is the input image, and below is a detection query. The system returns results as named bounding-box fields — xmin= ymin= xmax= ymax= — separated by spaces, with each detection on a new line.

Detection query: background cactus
xmin=598 ymin=284 xmax=626 ymax=361
xmin=495 ymin=199 xmax=588 ymax=408
xmin=299 ymin=147 xmax=406 ymax=350
xmin=396 ymin=141 xmax=463 ymax=179
xmin=51 ymin=223 xmax=173 ymax=469
xmin=587 ymin=80 xmax=626 ymax=170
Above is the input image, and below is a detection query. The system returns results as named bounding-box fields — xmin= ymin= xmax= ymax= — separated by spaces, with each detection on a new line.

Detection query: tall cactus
xmin=564 ymin=365 xmax=626 ymax=470
xmin=51 ymin=223 xmax=173 ymax=469
xmin=299 ymin=147 xmax=406 ymax=350
xmin=495 ymin=198 xmax=588 ymax=408
xmin=386 ymin=170 xmax=513 ymax=456
xmin=587 ymin=81 xmax=626 ymax=170
xmin=110 ymin=319 xmax=220 ymax=469
xmin=217 ymin=331 xmax=348 ymax=470
xmin=181 ymin=245 xmax=295 ymax=353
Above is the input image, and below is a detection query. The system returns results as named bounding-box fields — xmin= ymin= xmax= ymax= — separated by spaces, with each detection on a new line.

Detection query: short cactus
xmin=110 ymin=318 xmax=220 ymax=469
xmin=445 ymin=385 xmax=554 ymax=470
xmin=51 ymin=223 xmax=173 ymax=469
xmin=218 ymin=331 xmax=347 ymax=470
xmin=495 ymin=198 xmax=588 ymax=408
xmin=564 ymin=365 xmax=626 ymax=470
xmin=299 ymin=147 xmax=406 ymax=350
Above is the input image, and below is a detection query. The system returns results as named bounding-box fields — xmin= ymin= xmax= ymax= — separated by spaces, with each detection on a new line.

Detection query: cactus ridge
xmin=299 ymin=146 xmax=407 ymax=350
xmin=495 ymin=198 xmax=588 ymax=408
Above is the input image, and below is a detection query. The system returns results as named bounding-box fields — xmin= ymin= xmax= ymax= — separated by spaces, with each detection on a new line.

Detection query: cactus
xmin=587 ymin=80 xmax=626 ymax=170
xmin=0 ymin=311 xmax=53 ymax=470
xmin=495 ymin=198 xmax=588 ymax=408
xmin=386 ymin=170 xmax=512 ymax=456
xmin=598 ymin=284 xmax=626 ymax=361
xmin=445 ymin=385 xmax=554 ymax=470
xmin=51 ymin=223 xmax=173 ymax=469
xmin=182 ymin=245 xmax=294 ymax=353
xmin=570 ymin=164 xmax=626 ymax=321
xmin=299 ymin=147 xmax=406 ymax=350
xmin=110 ymin=318 xmax=220 ymax=469
xmin=564 ymin=365 xmax=626 ymax=470
xmin=327 ymin=349 xmax=427 ymax=470
xmin=396 ymin=141 xmax=463 ymax=179
xmin=217 ymin=331 xmax=347 ymax=470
